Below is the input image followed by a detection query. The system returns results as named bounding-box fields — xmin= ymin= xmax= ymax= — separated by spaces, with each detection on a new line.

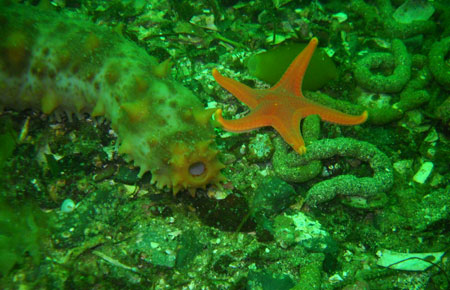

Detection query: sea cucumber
xmin=0 ymin=2 xmax=224 ymax=195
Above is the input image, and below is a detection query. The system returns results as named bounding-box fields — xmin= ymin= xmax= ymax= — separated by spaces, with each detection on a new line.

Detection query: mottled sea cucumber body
xmin=0 ymin=2 xmax=224 ymax=194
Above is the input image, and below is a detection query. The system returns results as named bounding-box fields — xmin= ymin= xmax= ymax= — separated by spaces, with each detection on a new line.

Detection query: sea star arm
xmin=272 ymin=110 xmax=307 ymax=154
xmin=214 ymin=108 xmax=273 ymax=132
xmin=271 ymin=37 xmax=318 ymax=96
xmin=301 ymin=100 xmax=368 ymax=125
xmin=212 ymin=37 xmax=367 ymax=156
xmin=212 ymin=69 xmax=260 ymax=109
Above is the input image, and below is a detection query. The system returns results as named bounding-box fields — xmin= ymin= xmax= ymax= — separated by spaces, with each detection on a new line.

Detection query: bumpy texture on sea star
xmin=213 ymin=37 xmax=368 ymax=154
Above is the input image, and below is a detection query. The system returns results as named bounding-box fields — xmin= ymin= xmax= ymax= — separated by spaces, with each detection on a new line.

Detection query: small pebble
xmin=332 ymin=12 xmax=348 ymax=23
xmin=413 ymin=162 xmax=433 ymax=184
xmin=61 ymin=198 xmax=76 ymax=213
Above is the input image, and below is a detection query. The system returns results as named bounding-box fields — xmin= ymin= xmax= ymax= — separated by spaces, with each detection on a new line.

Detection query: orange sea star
xmin=213 ymin=37 xmax=368 ymax=154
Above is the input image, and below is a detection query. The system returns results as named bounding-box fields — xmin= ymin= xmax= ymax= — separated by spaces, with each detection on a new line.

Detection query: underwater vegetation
xmin=0 ymin=0 xmax=449 ymax=289
xmin=246 ymin=41 xmax=339 ymax=90
xmin=0 ymin=116 xmax=17 ymax=171
xmin=0 ymin=199 xmax=48 ymax=277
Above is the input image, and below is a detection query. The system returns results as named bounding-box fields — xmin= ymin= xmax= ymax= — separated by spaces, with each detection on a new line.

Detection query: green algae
xmin=247 ymin=269 xmax=295 ymax=290
xmin=0 ymin=199 xmax=48 ymax=277
xmin=292 ymin=259 xmax=322 ymax=290
xmin=247 ymin=42 xmax=338 ymax=90
xmin=251 ymin=176 xmax=296 ymax=226
xmin=0 ymin=116 xmax=16 ymax=171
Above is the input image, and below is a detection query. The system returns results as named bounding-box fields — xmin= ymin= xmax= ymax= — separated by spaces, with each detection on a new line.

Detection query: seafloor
xmin=0 ymin=0 xmax=449 ymax=289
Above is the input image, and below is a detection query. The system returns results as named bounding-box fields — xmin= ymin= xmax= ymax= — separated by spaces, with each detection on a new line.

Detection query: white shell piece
xmin=376 ymin=249 xmax=444 ymax=271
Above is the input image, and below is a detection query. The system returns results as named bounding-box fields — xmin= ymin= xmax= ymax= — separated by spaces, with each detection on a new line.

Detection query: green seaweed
xmin=247 ymin=42 xmax=338 ymax=90
xmin=0 ymin=116 xmax=17 ymax=171
xmin=0 ymin=199 xmax=48 ymax=277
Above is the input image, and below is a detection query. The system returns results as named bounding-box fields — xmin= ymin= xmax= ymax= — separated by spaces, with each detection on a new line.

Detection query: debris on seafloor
xmin=413 ymin=161 xmax=434 ymax=184
xmin=376 ymin=249 xmax=445 ymax=271
xmin=393 ymin=0 xmax=435 ymax=24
